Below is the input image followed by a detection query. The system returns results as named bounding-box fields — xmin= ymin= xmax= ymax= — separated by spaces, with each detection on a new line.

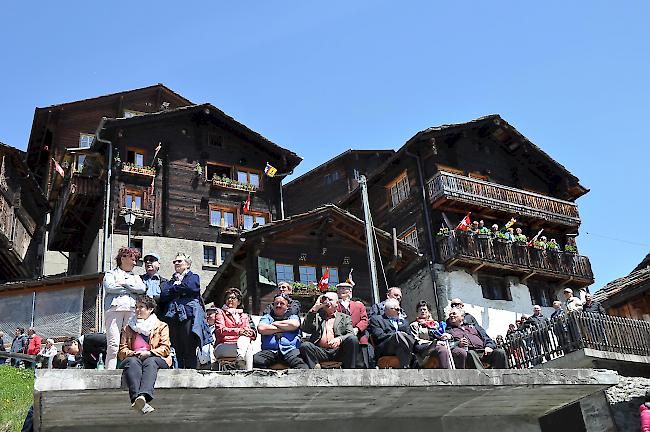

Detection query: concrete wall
xmin=399 ymin=264 xmax=436 ymax=318
xmin=605 ymin=375 xmax=650 ymax=432
xmin=81 ymin=232 xmax=233 ymax=294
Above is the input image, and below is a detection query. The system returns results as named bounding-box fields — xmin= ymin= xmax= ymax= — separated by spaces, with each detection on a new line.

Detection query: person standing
xmin=103 ymin=247 xmax=147 ymax=369
xmin=141 ymin=252 xmax=168 ymax=315
xmin=25 ymin=328 xmax=42 ymax=369
xmin=582 ymin=294 xmax=606 ymax=315
xmin=563 ymin=288 xmax=583 ymax=313
xmin=0 ymin=331 xmax=6 ymax=365
xmin=10 ymin=327 xmax=27 ymax=367
xmin=160 ymin=253 xmax=211 ymax=369
xmin=336 ymin=282 xmax=370 ymax=368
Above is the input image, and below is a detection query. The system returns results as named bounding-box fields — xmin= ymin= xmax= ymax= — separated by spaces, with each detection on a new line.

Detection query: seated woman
xmin=410 ymin=301 xmax=452 ymax=368
xmin=118 ymin=295 xmax=171 ymax=415
xmin=214 ymin=288 xmax=257 ymax=370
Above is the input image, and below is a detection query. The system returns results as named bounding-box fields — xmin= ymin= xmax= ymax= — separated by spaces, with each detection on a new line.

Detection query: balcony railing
xmin=503 ymin=312 xmax=650 ymax=369
xmin=121 ymin=164 xmax=156 ymax=178
xmin=427 ymin=171 xmax=581 ymax=226
xmin=119 ymin=207 xmax=154 ymax=220
xmin=211 ymin=177 xmax=258 ymax=193
xmin=436 ymin=234 xmax=593 ymax=285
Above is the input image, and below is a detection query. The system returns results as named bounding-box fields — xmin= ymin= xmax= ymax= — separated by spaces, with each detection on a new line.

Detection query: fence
xmin=0 ymin=284 xmax=101 ymax=344
xmin=502 ymin=312 xmax=650 ymax=369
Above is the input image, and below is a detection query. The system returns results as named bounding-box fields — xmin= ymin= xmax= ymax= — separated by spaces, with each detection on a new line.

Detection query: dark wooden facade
xmin=0 ymin=143 xmax=49 ymax=281
xmin=339 ymin=115 xmax=593 ymax=287
xmin=202 ymin=205 xmax=422 ymax=314
xmin=283 ymin=149 xmax=394 ymax=216
xmin=25 ymin=84 xmax=193 ymax=202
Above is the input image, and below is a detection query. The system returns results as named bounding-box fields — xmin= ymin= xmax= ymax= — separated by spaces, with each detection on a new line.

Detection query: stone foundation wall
xmin=605 ymin=375 xmax=650 ymax=432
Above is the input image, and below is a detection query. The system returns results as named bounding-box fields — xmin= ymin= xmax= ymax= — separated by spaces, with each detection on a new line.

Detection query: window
xmin=528 ymin=281 xmax=557 ymax=307
xmin=79 ymin=133 xmax=94 ymax=148
xmin=237 ymin=170 xmax=260 ymax=187
xmin=325 ymin=171 xmax=341 ymax=185
xmin=203 ymin=246 xmax=217 ymax=266
xmin=353 ymin=169 xmax=361 ymax=181
xmin=74 ymin=154 xmax=86 ymax=173
xmin=127 ymin=148 xmax=145 ymax=167
xmin=123 ymin=109 xmax=144 ymax=118
xmin=243 ymin=214 xmax=266 ymax=230
xmin=299 ymin=265 xmax=317 ymax=284
xmin=322 ymin=267 xmax=339 ymax=286
xmin=220 ymin=248 xmax=231 ymax=265
xmin=477 ymin=274 xmax=512 ymax=301
xmin=388 ymin=172 xmax=410 ymax=208
xmin=206 ymin=163 xmax=231 ymax=181
xmin=210 ymin=207 xmax=235 ymax=228
xmin=124 ymin=190 xmax=143 ymax=210
xmin=399 ymin=226 xmax=419 ymax=249
xmin=130 ymin=239 xmax=143 ymax=260
xmin=276 ymin=263 xmax=294 ymax=283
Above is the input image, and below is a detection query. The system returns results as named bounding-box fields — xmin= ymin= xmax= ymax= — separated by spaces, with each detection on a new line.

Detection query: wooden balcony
xmin=49 ymin=174 xmax=103 ymax=251
xmin=211 ymin=177 xmax=258 ymax=193
xmin=0 ymin=191 xmax=34 ymax=279
xmin=436 ymin=234 xmax=593 ymax=287
xmin=427 ymin=171 xmax=581 ymax=227
xmin=120 ymin=164 xmax=156 ymax=178
xmin=119 ymin=207 xmax=154 ymax=220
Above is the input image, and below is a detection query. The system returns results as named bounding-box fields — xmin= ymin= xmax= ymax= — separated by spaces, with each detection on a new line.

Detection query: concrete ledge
xmin=34 ymin=369 xmax=619 ymax=432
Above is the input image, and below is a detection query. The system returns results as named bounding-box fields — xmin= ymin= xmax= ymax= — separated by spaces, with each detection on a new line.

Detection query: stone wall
xmin=605 ymin=375 xmax=650 ymax=432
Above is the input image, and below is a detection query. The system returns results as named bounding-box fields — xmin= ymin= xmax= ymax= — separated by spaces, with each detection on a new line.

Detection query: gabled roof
xmin=283 ymin=149 xmax=395 ymax=188
xmin=35 ymin=83 xmax=192 ymax=110
xmin=593 ymin=266 xmax=650 ymax=305
xmin=202 ymin=204 xmax=421 ymax=302
xmin=339 ymin=114 xmax=588 ymax=208
xmin=99 ymin=103 xmax=302 ymax=171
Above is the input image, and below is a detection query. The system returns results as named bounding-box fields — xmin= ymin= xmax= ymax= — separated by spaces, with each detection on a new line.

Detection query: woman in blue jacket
xmin=159 ymin=252 xmax=207 ymax=369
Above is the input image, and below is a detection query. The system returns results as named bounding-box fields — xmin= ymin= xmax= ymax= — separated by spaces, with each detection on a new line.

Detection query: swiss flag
xmin=456 ymin=213 xmax=471 ymax=231
xmin=243 ymin=194 xmax=251 ymax=213
xmin=318 ymin=267 xmax=330 ymax=292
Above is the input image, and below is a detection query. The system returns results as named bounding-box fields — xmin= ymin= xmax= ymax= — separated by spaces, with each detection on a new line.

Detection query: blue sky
xmin=2 ymin=1 xmax=648 ymax=289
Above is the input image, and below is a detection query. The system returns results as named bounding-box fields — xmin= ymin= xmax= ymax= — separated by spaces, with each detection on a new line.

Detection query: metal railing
xmin=427 ymin=171 xmax=581 ymax=226
xmin=436 ymin=234 xmax=593 ymax=283
xmin=502 ymin=312 xmax=650 ymax=369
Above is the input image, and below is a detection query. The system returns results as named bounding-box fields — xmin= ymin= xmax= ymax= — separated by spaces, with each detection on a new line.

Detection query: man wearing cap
xmin=141 ymin=253 xmax=168 ymax=314
xmin=563 ymin=288 xmax=583 ymax=313
xmin=336 ymin=282 xmax=370 ymax=368
xmin=262 ymin=281 xmax=301 ymax=317
xmin=198 ymin=303 xmax=218 ymax=370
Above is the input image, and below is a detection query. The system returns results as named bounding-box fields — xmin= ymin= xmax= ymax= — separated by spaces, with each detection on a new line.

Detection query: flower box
xmin=211 ymin=177 xmax=258 ymax=193
xmin=121 ymin=163 xmax=156 ymax=178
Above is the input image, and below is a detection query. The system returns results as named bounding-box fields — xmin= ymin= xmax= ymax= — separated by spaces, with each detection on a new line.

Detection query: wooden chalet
xmin=595 ymin=254 xmax=650 ymax=320
xmin=282 ymin=149 xmax=394 ymax=216
xmin=202 ymin=204 xmax=423 ymax=314
xmin=340 ymin=115 xmax=594 ymax=290
xmin=0 ymin=143 xmax=49 ymax=281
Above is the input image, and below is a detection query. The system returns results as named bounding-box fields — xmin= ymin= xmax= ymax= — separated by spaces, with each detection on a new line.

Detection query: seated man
xmin=262 ymin=281 xmax=301 ymax=317
xmin=300 ymin=292 xmax=359 ymax=369
xmin=445 ymin=298 xmax=479 ymax=327
xmin=446 ymin=308 xmax=507 ymax=369
xmin=369 ymin=298 xmax=415 ymax=368
xmin=369 ymin=287 xmax=407 ymax=319
xmin=62 ymin=332 xmax=107 ymax=369
xmin=253 ymin=294 xmax=308 ymax=369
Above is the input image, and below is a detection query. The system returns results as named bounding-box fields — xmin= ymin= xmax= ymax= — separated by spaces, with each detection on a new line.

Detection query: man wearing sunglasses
xmin=369 ymin=298 xmax=415 ymax=368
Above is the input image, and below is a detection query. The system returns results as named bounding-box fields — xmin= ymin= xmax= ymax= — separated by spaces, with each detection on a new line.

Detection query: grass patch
xmin=0 ymin=365 xmax=33 ymax=432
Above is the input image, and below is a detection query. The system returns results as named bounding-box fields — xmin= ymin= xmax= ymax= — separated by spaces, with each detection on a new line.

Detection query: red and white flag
xmin=243 ymin=194 xmax=251 ymax=213
xmin=346 ymin=268 xmax=355 ymax=287
xmin=318 ymin=267 xmax=330 ymax=292
xmin=456 ymin=213 xmax=471 ymax=231
xmin=527 ymin=229 xmax=544 ymax=247
xmin=52 ymin=158 xmax=65 ymax=177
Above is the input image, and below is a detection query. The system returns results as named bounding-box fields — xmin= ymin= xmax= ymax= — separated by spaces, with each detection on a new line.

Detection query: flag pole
xmin=360 ymin=175 xmax=380 ymax=304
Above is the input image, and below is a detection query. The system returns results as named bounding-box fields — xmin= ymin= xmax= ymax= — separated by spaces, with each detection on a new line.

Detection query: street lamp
xmin=123 ymin=208 xmax=137 ymax=247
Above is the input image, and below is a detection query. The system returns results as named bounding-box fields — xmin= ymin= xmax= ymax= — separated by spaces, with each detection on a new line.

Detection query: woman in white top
xmin=103 ymin=247 xmax=146 ymax=369
xmin=39 ymin=338 xmax=58 ymax=369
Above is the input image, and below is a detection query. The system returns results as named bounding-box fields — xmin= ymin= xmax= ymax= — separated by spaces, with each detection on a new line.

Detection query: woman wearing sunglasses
xmin=103 ymin=247 xmax=147 ymax=369
xmin=214 ymin=288 xmax=257 ymax=370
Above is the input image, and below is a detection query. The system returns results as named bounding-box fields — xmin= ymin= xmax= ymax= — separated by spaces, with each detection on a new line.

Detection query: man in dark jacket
xmin=10 ymin=328 xmax=27 ymax=367
xmin=0 ymin=331 xmax=6 ymax=365
xmin=526 ymin=305 xmax=551 ymax=363
xmin=445 ymin=298 xmax=480 ymax=327
xmin=141 ymin=252 xmax=168 ymax=316
xmin=62 ymin=333 xmax=107 ymax=369
xmin=300 ymin=292 xmax=359 ymax=369
xmin=582 ymin=294 xmax=606 ymax=315
xmin=262 ymin=281 xmax=301 ymax=317
xmin=369 ymin=298 xmax=415 ymax=368
xmin=447 ymin=308 xmax=507 ymax=369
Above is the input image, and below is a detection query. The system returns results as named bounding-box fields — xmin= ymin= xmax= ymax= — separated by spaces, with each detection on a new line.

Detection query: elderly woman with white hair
xmin=159 ymin=252 xmax=212 ymax=369
xmin=39 ymin=338 xmax=58 ymax=369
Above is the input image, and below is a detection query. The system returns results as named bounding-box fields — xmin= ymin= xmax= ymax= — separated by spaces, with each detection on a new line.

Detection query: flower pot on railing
xmin=121 ymin=163 xmax=156 ymax=177
xmin=290 ymin=282 xmax=321 ymax=298
xmin=211 ymin=177 xmax=258 ymax=192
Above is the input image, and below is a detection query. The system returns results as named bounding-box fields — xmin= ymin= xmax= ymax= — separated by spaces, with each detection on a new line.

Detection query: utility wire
xmin=584 ymin=232 xmax=650 ymax=248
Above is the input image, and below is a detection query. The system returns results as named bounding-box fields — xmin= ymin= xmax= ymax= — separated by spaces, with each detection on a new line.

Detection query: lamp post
xmin=123 ymin=208 xmax=137 ymax=247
